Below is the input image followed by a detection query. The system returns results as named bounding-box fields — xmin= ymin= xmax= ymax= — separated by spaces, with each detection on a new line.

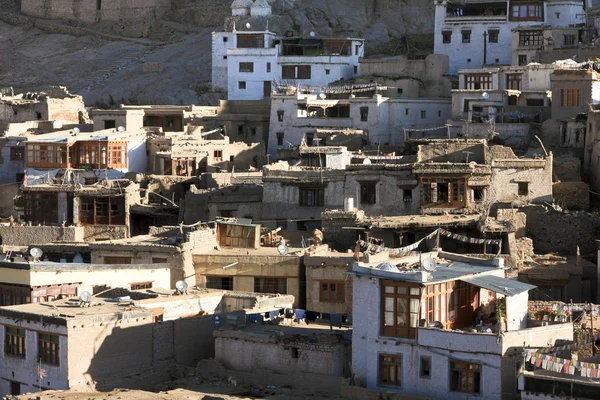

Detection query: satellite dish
xmin=29 ymin=247 xmax=43 ymax=259
xmin=363 ymin=157 xmax=372 ymax=165
xmin=482 ymin=92 xmax=490 ymax=100
xmin=175 ymin=280 xmax=188 ymax=294
xmin=422 ymin=258 xmax=437 ymax=272
xmin=319 ymin=93 xmax=326 ymax=100
xmin=72 ymin=127 xmax=80 ymax=134
xmin=277 ymin=243 xmax=289 ymax=255
xmin=80 ymin=291 xmax=92 ymax=303
xmin=309 ymin=31 xmax=316 ymax=37
xmin=117 ymin=126 xmax=125 ymax=132
xmin=245 ymin=22 xmax=251 ymax=29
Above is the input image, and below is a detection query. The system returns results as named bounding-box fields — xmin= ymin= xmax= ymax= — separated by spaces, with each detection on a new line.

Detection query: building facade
xmin=434 ymin=0 xmax=586 ymax=75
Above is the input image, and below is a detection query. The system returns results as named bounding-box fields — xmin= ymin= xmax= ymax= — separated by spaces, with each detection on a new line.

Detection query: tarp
xmin=459 ymin=275 xmax=536 ymax=297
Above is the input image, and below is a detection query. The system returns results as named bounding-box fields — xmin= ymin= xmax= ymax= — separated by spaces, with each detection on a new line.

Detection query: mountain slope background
xmin=0 ymin=0 xmax=434 ymax=105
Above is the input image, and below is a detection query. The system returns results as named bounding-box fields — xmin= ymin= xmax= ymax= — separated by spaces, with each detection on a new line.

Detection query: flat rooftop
xmin=358 ymin=213 xmax=481 ymax=229
xmin=195 ymin=246 xmax=304 ymax=257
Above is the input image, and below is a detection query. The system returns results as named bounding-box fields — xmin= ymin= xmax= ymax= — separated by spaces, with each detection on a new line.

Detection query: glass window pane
xmin=397 ymin=286 xmax=407 ymax=295
xmin=410 ymin=287 xmax=420 ymax=296
xmin=385 ymin=286 xmax=394 ymax=294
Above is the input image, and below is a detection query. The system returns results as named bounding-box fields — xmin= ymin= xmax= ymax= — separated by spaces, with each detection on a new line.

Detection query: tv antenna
xmin=79 ymin=291 xmax=92 ymax=307
xmin=175 ymin=280 xmax=189 ymax=295
xmin=29 ymin=247 xmax=43 ymax=262
xmin=422 ymin=258 xmax=437 ymax=272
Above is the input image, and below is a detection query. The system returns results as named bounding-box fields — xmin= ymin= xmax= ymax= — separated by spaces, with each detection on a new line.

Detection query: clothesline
xmin=523 ymin=338 xmax=600 ymax=377
xmin=357 ymin=227 xmax=502 ymax=257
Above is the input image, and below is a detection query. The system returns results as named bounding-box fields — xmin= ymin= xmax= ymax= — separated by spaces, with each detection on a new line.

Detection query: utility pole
xmin=483 ymin=31 xmax=488 ymax=66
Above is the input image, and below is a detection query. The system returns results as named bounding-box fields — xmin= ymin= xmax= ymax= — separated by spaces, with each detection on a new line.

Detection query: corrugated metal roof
xmin=460 ymin=275 xmax=535 ymax=297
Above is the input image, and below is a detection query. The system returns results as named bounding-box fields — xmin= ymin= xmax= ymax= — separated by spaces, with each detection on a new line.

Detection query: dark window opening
xmin=518 ymin=55 xmax=527 ymax=66
xmin=442 ymin=31 xmax=452 ymax=44
xmin=277 ymin=110 xmax=284 ymax=121
xmin=360 ymin=181 xmax=377 ymax=204
xmin=403 ymin=189 xmax=412 ymax=202
xmin=508 ymin=95 xmax=519 ymax=106
xmin=518 ymin=182 xmax=529 ymax=196
xmin=36 ymin=112 xmax=42 ymax=120
xmin=462 ymin=30 xmax=471 ymax=44
xmin=488 ymin=30 xmax=499 ymax=43
xmin=420 ymin=356 xmax=431 ymax=378
xmin=10 ymin=146 xmax=24 ymax=161
xmin=104 ymin=120 xmax=116 ymax=129
xmin=299 ymin=186 xmax=324 ymax=207
xmin=291 ymin=347 xmax=299 ymax=358
xmin=223 ymin=37 xmax=228 ymax=42
xmin=97 ymin=0 xmax=102 ymax=10
xmin=238 ymin=81 xmax=246 ymax=90
xmin=473 ymin=188 xmax=484 ymax=201
xmin=360 ymin=107 xmax=369 ymax=122
xmin=206 ymin=276 xmax=233 ymax=290
xmin=239 ymin=62 xmax=254 ymax=73
xmin=276 ymin=132 xmax=284 ymax=146
xmin=254 ymin=277 xmax=287 ymax=294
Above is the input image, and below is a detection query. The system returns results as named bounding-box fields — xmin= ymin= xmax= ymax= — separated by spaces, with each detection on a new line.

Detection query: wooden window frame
xmin=360 ymin=107 xmax=369 ymax=122
xmin=239 ymin=62 xmax=254 ymax=73
xmin=420 ymin=178 xmax=466 ymax=208
xmin=107 ymin=143 xmax=127 ymax=168
xmin=5 ymin=326 xmax=26 ymax=359
xmin=24 ymin=192 xmax=58 ymax=225
xmin=564 ymin=34 xmax=577 ymax=46
xmin=152 ymin=258 xmax=168 ymax=264
xmin=488 ymin=30 xmax=499 ymax=43
xmin=299 ymin=186 xmax=325 ymax=207
xmin=422 ymin=282 xmax=455 ymax=329
xmin=379 ymin=354 xmax=402 ymax=387
xmin=282 ymin=65 xmax=312 ymax=80
xmin=75 ymin=141 xmax=108 ymax=169
xmin=450 ymin=360 xmax=481 ymax=394
xmin=79 ymin=196 xmax=125 ymax=226
xmin=511 ymin=1 xmax=543 ymax=22
xmin=26 ymin=143 xmax=68 ymax=168
xmin=381 ymin=280 xmax=421 ymax=338
xmin=518 ymin=30 xmax=543 ymax=47
xmin=561 ymin=89 xmax=581 ymax=108
xmin=319 ymin=280 xmax=345 ymax=303
xmin=506 ymin=74 xmax=522 ymax=90
xmin=213 ymin=150 xmax=223 ymax=162
xmin=10 ymin=146 xmax=24 ymax=161
xmin=465 ymin=74 xmax=492 ymax=90
xmin=38 ymin=333 xmax=60 ymax=366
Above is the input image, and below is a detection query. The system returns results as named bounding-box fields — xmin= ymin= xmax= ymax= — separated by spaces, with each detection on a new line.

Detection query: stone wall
xmin=0 ymin=226 xmax=84 ymax=247
xmin=519 ymin=205 xmax=600 ymax=256
xmin=83 ymin=225 xmax=129 ymax=241
xmin=321 ymin=211 xmax=363 ymax=251
xmin=21 ymin=0 xmax=171 ymax=23
xmin=553 ymin=181 xmax=590 ymax=211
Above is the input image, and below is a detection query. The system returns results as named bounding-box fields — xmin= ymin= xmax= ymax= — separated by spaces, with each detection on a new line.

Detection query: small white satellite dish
xmin=245 ymin=22 xmax=252 ymax=29
xmin=117 ymin=126 xmax=125 ymax=132
xmin=422 ymin=258 xmax=437 ymax=272
xmin=277 ymin=243 xmax=289 ymax=255
xmin=319 ymin=93 xmax=326 ymax=100
xmin=72 ymin=127 xmax=80 ymax=134
xmin=80 ymin=291 xmax=92 ymax=303
xmin=29 ymin=247 xmax=43 ymax=259
xmin=482 ymin=92 xmax=490 ymax=100
xmin=175 ymin=280 xmax=188 ymax=294
xmin=309 ymin=31 xmax=316 ymax=37
xmin=363 ymin=157 xmax=372 ymax=165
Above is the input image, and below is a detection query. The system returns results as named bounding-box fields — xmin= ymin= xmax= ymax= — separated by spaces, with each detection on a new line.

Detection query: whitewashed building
xmin=350 ymin=250 xmax=574 ymax=400
xmin=434 ymin=0 xmax=586 ymax=75
xmin=212 ymin=28 xmax=364 ymax=100
xmin=267 ymin=89 xmax=451 ymax=155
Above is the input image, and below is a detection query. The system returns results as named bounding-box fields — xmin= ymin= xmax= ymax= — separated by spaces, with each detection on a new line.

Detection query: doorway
xmin=263 ymin=81 xmax=272 ymax=98
xmin=10 ymin=382 xmax=20 ymax=395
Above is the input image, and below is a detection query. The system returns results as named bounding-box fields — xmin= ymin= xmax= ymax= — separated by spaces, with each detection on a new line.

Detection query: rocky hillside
xmin=0 ymin=0 xmax=434 ymax=106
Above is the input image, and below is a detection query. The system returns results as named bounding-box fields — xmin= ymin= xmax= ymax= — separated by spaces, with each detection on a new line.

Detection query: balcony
xmin=418 ymin=327 xmax=502 ymax=354
xmin=445 ymin=15 xmax=507 ymax=24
